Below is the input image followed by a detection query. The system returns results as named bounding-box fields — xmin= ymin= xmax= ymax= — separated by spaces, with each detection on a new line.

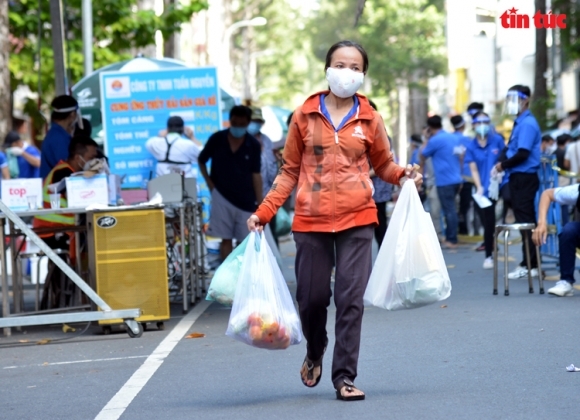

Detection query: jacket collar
xmin=301 ymin=90 xmax=375 ymax=120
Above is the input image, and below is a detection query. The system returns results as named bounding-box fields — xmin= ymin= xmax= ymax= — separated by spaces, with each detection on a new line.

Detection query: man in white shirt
xmin=533 ymin=183 xmax=580 ymax=296
xmin=564 ymin=139 xmax=580 ymax=174
xmin=145 ymin=116 xmax=202 ymax=178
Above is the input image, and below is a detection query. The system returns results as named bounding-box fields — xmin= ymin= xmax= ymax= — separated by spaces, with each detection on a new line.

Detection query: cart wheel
xmin=157 ymin=322 xmax=165 ymax=331
xmin=141 ymin=322 xmax=148 ymax=331
xmin=102 ymin=326 xmax=112 ymax=335
xmin=126 ymin=322 xmax=143 ymax=338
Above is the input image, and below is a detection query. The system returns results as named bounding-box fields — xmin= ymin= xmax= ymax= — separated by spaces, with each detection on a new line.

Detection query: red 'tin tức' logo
xmin=500 ymin=8 xmax=566 ymax=29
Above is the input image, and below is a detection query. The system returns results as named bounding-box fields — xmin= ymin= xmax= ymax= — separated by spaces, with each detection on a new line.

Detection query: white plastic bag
xmin=226 ymin=232 xmax=302 ymax=350
xmin=364 ymin=180 xmax=451 ymax=310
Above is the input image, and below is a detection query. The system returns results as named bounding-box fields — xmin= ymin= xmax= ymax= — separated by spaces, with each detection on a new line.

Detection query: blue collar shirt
xmin=465 ymin=135 xmax=505 ymax=197
xmin=505 ymin=109 xmax=541 ymax=174
xmin=40 ymin=124 xmax=71 ymax=179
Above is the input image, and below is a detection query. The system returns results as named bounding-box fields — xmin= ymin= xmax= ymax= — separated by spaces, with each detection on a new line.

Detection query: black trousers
xmin=458 ymin=182 xmax=473 ymax=235
xmin=475 ymin=199 xmax=497 ymax=258
xmin=293 ymin=225 xmax=374 ymax=390
xmin=509 ymin=172 xmax=540 ymax=268
xmin=374 ymin=202 xmax=388 ymax=246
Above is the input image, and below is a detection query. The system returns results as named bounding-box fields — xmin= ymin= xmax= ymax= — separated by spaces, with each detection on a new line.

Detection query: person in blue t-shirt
xmin=420 ymin=115 xmax=463 ymax=248
xmin=0 ymin=151 xmax=9 ymax=181
xmin=40 ymin=95 xmax=79 ymax=179
xmin=465 ymin=112 xmax=505 ymax=269
xmin=4 ymin=131 xmax=41 ymax=179
xmin=495 ymin=85 xmax=542 ymax=279
xmin=450 ymin=115 xmax=478 ymax=237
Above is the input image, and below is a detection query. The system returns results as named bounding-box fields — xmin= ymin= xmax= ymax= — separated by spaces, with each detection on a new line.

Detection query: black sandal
xmin=300 ymin=338 xmax=328 ymax=388
xmin=336 ymin=379 xmax=365 ymax=401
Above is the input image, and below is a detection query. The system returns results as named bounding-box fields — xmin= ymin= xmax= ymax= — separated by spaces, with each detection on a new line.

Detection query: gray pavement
xmin=1 ymin=236 xmax=580 ymax=419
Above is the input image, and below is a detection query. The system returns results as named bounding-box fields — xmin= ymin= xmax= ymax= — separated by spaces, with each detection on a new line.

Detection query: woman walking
xmin=247 ymin=40 xmax=422 ymax=401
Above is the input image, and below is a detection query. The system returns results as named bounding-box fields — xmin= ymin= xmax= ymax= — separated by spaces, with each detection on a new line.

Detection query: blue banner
xmin=99 ymin=67 xmax=221 ymax=224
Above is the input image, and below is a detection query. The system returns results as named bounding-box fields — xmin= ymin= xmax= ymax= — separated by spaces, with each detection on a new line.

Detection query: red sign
xmin=500 ymin=8 xmax=566 ymax=29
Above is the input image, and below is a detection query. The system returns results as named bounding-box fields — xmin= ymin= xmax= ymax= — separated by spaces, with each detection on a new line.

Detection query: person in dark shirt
xmin=198 ymin=105 xmax=262 ymax=261
xmin=40 ymin=95 xmax=80 ymax=178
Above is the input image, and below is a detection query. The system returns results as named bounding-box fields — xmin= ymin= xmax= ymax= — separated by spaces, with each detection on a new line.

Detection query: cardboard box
xmin=1 ymin=178 xmax=43 ymax=211
xmin=65 ymin=174 xmax=109 ymax=208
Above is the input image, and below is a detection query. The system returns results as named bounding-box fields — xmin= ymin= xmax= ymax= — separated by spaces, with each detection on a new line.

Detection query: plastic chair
xmin=493 ymin=223 xmax=544 ymax=296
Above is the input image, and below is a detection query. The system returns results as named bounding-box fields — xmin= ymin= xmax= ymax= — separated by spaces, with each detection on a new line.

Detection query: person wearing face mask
xmin=145 ymin=116 xmax=202 ymax=178
xmin=540 ymin=135 xmax=556 ymax=156
xmin=40 ymin=95 xmax=81 ymax=179
xmin=247 ymin=40 xmax=422 ymax=401
xmin=450 ymin=115 xmax=478 ymax=237
xmin=33 ymin=136 xmax=98 ymax=307
xmin=4 ymin=130 xmax=41 ymax=179
xmin=248 ymin=107 xmax=280 ymax=246
xmin=495 ymin=85 xmax=542 ymax=280
xmin=199 ymin=105 xmax=262 ymax=262
xmin=465 ymin=112 xmax=505 ymax=269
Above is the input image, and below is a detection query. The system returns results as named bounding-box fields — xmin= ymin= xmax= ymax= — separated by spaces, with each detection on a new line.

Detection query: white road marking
xmin=2 ymin=355 xmax=148 ymax=369
xmin=94 ymin=301 xmax=211 ymax=420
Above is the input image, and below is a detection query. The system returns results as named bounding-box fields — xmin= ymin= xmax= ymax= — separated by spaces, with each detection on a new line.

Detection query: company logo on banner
xmin=105 ymin=77 xmax=131 ymax=98
xmin=99 ymin=66 xmax=222 ymax=223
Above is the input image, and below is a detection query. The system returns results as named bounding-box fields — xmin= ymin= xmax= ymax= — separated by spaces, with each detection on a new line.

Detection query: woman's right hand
xmin=247 ymin=214 xmax=263 ymax=232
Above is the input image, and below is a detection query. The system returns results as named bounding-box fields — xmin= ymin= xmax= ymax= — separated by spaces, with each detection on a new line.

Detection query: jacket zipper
xmin=317 ymin=109 xmax=363 ymax=233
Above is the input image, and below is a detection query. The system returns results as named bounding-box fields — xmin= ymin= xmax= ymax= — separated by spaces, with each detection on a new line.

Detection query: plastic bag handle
xmin=253 ymin=230 xmax=261 ymax=252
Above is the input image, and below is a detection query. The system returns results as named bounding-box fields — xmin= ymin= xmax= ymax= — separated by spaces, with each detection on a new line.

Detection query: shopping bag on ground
xmin=275 ymin=207 xmax=292 ymax=237
xmin=226 ymin=231 xmax=302 ymax=350
xmin=206 ymin=235 xmax=250 ymax=306
xmin=364 ymin=179 xmax=451 ymax=310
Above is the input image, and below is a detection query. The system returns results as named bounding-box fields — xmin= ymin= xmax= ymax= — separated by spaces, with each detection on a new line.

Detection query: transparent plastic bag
xmin=364 ymin=180 xmax=451 ymax=310
xmin=205 ymin=235 xmax=250 ymax=306
xmin=226 ymin=232 xmax=302 ymax=350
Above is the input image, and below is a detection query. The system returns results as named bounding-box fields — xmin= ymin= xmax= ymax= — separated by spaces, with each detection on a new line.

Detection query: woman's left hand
xmin=399 ymin=164 xmax=423 ymax=188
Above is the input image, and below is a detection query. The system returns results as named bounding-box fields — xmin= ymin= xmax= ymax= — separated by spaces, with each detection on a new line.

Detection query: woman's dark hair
xmin=325 ymin=40 xmax=369 ymax=73
xmin=229 ymin=105 xmax=252 ymax=122
xmin=286 ymin=112 xmax=294 ymax=127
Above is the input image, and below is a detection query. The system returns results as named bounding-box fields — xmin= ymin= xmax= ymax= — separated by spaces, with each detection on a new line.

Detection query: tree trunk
xmin=408 ymin=70 xmax=428 ymax=136
xmin=0 ymin=0 xmax=10 ymax=142
xmin=533 ymin=0 xmax=548 ymax=128
xmin=164 ymin=0 xmax=176 ymax=58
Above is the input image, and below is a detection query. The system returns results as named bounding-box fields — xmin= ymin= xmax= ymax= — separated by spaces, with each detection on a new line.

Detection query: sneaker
xmin=483 ymin=257 xmax=494 ymax=269
xmin=507 ymin=266 xmax=539 ymax=280
xmin=548 ymin=280 xmax=574 ymax=297
xmin=475 ymin=243 xmax=485 ymax=252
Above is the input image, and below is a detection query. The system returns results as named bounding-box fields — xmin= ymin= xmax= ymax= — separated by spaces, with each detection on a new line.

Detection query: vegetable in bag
xmin=226 ymin=232 xmax=302 ymax=350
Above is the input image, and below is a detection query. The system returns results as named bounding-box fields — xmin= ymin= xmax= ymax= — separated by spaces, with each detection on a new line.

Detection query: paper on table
xmin=472 ymin=193 xmax=492 ymax=209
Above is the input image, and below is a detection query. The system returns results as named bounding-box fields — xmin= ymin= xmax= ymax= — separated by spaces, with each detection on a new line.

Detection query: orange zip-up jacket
xmin=254 ymin=91 xmax=405 ymax=232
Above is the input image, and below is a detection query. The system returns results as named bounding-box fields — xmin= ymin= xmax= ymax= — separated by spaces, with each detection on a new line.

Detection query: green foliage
xmin=8 ymin=0 xmax=207 ymax=99
xmin=307 ymin=0 xmax=447 ymax=97
xmin=553 ymin=0 xmax=580 ymax=61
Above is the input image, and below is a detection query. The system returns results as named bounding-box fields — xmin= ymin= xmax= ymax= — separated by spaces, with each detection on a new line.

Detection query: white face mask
xmin=326 ymin=67 xmax=364 ymax=98
xmin=546 ymin=144 xmax=557 ymax=155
